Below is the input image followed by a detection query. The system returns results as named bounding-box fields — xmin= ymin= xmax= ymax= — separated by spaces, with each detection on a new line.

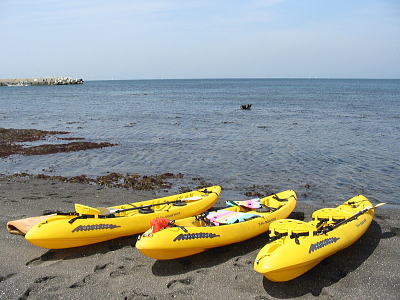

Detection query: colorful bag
xmin=226 ymin=198 xmax=261 ymax=209
xmin=206 ymin=209 xmax=259 ymax=225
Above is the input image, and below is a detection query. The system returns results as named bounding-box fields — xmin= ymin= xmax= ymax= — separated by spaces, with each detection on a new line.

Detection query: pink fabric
xmin=227 ymin=198 xmax=261 ymax=209
xmin=206 ymin=210 xmax=236 ymax=225
xmin=206 ymin=210 xmax=258 ymax=225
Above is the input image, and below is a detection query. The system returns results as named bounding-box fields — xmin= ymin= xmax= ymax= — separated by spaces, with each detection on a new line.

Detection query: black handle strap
xmin=168 ymin=220 xmax=188 ymax=233
xmin=266 ymin=232 xmax=288 ymax=244
xmin=319 ymin=207 xmax=370 ymax=234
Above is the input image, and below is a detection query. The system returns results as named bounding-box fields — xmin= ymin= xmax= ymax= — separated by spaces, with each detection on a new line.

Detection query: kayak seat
xmin=74 ymin=204 xmax=118 ymax=216
xmin=95 ymin=207 xmax=114 ymax=215
xmin=75 ymin=204 xmax=110 ymax=215
xmin=269 ymin=219 xmax=316 ymax=236
xmin=312 ymin=208 xmax=352 ymax=222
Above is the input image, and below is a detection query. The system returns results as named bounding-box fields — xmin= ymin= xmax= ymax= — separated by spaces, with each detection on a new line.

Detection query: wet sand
xmin=0 ymin=176 xmax=399 ymax=299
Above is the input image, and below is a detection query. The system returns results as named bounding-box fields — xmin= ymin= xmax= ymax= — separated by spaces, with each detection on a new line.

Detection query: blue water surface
xmin=1 ymin=79 xmax=399 ymax=204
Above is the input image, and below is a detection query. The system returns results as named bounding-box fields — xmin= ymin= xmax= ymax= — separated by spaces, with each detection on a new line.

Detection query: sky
xmin=0 ymin=0 xmax=399 ymax=80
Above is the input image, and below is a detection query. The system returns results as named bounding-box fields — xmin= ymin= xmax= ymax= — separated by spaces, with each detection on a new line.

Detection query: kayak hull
xmin=24 ymin=186 xmax=221 ymax=249
xmin=136 ymin=190 xmax=297 ymax=260
xmin=254 ymin=195 xmax=374 ymax=281
xmin=259 ymin=259 xmax=323 ymax=282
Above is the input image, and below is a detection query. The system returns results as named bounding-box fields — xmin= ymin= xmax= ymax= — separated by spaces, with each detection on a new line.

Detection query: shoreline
xmin=0 ymin=176 xmax=399 ymax=299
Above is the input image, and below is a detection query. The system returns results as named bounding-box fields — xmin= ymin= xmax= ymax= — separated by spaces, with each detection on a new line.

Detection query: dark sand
xmin=0 ymin=176 xmax=399 ymax=299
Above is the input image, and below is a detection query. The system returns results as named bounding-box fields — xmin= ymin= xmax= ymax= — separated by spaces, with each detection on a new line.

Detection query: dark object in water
xmin=241 ymin=104 xmax=252 ymax=110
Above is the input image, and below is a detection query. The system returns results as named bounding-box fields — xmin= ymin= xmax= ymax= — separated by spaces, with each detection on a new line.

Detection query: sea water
xmin=1 ymin=79 xmax=399 ymax=204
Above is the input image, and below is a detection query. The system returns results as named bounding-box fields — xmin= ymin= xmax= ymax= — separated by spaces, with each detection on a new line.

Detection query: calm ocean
xmin=1 ymin=79 xmax=399 ymax=204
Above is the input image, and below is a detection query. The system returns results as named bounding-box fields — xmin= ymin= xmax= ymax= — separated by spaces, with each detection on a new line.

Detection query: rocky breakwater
xmin=0 ymin=77 xmax=84 ymax=86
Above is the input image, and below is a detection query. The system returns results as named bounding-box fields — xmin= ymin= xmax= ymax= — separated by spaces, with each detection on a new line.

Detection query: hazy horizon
xmin=2 ymin=77 xmax=400 ymax=81
xmin=86 ymin=77 xmax=400 ymax=81
xmin=1 ymin=0 xmax=399 ymax=80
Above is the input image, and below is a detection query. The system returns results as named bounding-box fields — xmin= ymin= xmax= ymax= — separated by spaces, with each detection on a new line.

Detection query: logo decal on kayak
xmin=356 ymin=218 xmax=366 ymax=227
xmin=309 ymin=237 xmax=340 ymax=254
xmin=72 ymin=224 xmax=121 ymax=232
xmin=165 ymin=212 xmax=180 ymax=218
xmin=173 ymin=233 xmax=220 ymax=241
xmin=258 ymin=218 xmax=276 ymax=226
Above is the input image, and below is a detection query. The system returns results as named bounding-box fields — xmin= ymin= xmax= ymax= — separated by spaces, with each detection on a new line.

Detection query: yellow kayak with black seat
xmin=22 ymin=186 xmax=221 ymax=249
xmin=254 ymin=195 xmax=379 ymax=282
xmin=136 ymin=190 xmax=297 ymax=260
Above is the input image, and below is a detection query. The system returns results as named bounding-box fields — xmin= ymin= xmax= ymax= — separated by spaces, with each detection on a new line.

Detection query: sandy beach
xmin=0 ymin=175 xmax=399 ymax=299
xmin=2 ymin=0 xmax=399 ymax=298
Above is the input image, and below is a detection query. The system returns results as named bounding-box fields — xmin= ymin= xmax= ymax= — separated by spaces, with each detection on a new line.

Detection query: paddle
xmin=109 ymin=196 xmax=203 ymax=215
xmin=320 ymin=202 xmax=386 ymax=234
xmin=67 ymin=196 xmax=203 ymax=224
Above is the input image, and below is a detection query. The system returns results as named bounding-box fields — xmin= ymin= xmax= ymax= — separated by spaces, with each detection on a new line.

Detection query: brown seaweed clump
xmin=95 ymin=172 xmax=184 ymax=190
xmin=244 ymin=184 xmax=276 ymax=198
xmin=0 ymin=128 xmax=115 ymax=157
xmin=58 ymin=137 xmax=85 ymax=141
xmin=191 ymin=177 xmax=214 ymax=190
xmin=0 ymin=128 xmax=68 ymax=143
xmin=21 ymin=142 xmax=115 ymax=156
xmin=10 ymin=172 xmax=185 ymax=191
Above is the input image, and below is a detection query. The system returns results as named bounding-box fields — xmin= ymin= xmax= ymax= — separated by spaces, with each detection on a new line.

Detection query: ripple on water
xmin=0 ymin=79 xmax=399 ymax=204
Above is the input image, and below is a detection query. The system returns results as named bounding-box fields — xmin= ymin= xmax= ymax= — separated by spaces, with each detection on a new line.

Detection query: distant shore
xmin=0 ymin=77 xmax=83 ymax=86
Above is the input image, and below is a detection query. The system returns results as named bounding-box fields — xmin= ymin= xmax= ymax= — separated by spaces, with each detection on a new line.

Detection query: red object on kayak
xmin=150 ymin=218 xmax=171 ymax=233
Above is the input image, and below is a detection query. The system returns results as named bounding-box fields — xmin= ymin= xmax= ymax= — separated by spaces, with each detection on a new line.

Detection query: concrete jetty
xmin=0 ymin=77 xmax=84 ymax=86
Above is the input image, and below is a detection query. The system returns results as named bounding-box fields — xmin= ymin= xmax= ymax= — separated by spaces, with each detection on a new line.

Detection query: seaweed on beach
xmin=244 ymin=184 xmax=276 ymax=198
xmin=9 ymin=172 xmax=185 ymax=191
xmin=0 ymin=128 xmax=68 ymax=143
xmin=58 ymin=137 xmax=85 ymax=141
xmin=94 ymin=172 xmax=184 ymax=190
xmin=0 ymin=128 xmax=115 ymax=157
xmin=189 ymin=176 xmax=213 ymax=190
xmin=21 ymin=142 xmax=115 ymax=156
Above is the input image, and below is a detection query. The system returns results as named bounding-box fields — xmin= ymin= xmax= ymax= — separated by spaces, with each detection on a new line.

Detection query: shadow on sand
xmin=262 ymin=220 xmax=382 ymax=298
xmin=151 ymin=233 xmax=267 ymax=276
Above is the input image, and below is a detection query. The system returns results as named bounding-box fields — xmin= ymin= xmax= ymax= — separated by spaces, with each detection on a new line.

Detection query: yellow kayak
xmin=254 ymin=195 xmax=375 ymax=282
xmin=23 ymin=186 xmax=221 ymax=249
xmin=136 ymin=190 xmax=297 ymax=260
